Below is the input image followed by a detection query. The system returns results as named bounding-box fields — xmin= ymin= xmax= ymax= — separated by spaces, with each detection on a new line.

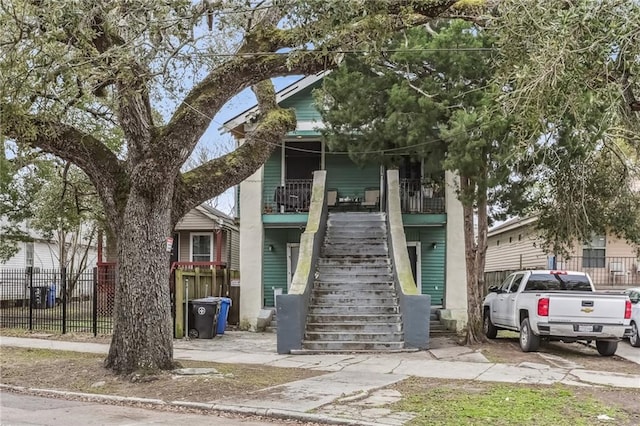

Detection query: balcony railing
xmin=265 ymin=179 xmax=313 ymax=213
xmin=400 ymin=179 xmax=445 ymax=214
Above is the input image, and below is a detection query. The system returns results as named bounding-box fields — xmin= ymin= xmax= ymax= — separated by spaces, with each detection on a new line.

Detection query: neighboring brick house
xmin=486 ymin=216 xmax=639 ymax=289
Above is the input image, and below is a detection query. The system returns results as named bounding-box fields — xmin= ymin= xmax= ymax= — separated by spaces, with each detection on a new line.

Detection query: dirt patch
xmin=0 ymin=347 xmax=322 ymax=403
xmin=475 ymin=331 xmax=639 ymax=375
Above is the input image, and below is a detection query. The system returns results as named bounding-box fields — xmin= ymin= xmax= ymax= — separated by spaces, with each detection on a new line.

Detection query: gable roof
xmin=488 ymin=216 xmax=537 ymax=238
xmin=196 ymin=204 xmax=238 ymax=230
xmin=221 ymin=70 xmax=330 ymax=131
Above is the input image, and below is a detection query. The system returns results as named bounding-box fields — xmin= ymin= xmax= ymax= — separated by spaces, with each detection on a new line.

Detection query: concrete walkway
xmin=1 ymin=333 xmax=639 ymax=426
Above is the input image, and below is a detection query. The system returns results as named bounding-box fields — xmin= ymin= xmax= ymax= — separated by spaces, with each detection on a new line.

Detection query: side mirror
xmin=488 ymin=286 xmax=500 ymax=294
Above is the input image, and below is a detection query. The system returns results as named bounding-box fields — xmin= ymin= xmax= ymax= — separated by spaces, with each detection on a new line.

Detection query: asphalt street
xmin=0 ymin=392 xmax=294 ymax=426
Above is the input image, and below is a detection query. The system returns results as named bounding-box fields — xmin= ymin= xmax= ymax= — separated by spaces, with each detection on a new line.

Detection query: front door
xmin=287 ymin=243 xmax=300 ymax=290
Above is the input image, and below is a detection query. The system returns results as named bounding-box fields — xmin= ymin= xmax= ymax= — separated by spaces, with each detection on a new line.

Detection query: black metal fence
xmin=0 ymin=267 xmax=113 ymax=335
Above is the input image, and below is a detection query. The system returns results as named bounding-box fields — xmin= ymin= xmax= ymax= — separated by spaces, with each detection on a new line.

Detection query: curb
xmin=0 ymin=383 xmax=382 ymax=426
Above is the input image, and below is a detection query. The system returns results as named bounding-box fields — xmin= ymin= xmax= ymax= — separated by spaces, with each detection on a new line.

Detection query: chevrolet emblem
xmin=581 ymin=307 xmax=594 ymax=313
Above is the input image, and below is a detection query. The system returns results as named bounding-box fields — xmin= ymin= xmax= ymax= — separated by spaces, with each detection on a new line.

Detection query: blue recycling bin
xmin=47 ymin=284 xmax=56 ymax=308
xmin=216 ymin=297 xmax=232 ymax=335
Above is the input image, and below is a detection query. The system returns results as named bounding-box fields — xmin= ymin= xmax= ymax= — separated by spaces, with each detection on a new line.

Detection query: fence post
xmin=61 ymin=267 xmax=67 ymax=334
xmin=93 ymin=267 xmax=98 ymax=337
xmin=28 ymin=266 xmax=33 ymax=331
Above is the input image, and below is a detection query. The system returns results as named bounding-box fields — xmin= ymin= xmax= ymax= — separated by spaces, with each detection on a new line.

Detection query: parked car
xmin=625 ymin=287 xmax=640 ymax=347
xmin=483 ymin=270 xmax=632 ymax=356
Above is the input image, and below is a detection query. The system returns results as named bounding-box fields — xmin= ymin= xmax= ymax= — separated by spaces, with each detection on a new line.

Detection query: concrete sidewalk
xmin=1 ymin=333 xmax=639 ymax=426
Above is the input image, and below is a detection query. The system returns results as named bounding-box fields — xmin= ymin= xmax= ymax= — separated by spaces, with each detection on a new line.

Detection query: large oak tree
xmin=0 ymin=0 xmax=470 ymax=374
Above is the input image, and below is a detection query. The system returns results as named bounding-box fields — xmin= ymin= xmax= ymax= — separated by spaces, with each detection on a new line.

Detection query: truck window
xmin=524 ymin=274 xmax=592 ymax=291
xmin=499 ymin=275 xmax=514 ymax=292
xmin=508 ymin=274 xmax=524 ymax=293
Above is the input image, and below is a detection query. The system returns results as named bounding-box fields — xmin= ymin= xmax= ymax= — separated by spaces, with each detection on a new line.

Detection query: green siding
xmin=280 ymin=83 xmax=323 ymax=124
xmin=263 ymin=149 xmax=282 ymax=211
xmin=263 ymin=228 xmax=303 ymax=307
xmin=325 ymin=154 xmax=380 ymax=199
xmin=405 ymin=226 xmax=446 ymax=305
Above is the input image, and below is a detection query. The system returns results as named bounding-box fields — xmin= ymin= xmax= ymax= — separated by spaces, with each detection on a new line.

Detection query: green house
xmin=224 ymin=72 xmax=468 ymax=338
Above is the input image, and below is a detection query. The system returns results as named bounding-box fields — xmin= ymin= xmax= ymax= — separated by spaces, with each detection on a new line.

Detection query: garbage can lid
xmin=191 ymin=297 xmax=221 ymax=304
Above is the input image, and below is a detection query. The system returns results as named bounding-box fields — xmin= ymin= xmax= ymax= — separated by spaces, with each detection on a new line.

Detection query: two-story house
xmin=224 ymin=72 xmax=468 ymax=351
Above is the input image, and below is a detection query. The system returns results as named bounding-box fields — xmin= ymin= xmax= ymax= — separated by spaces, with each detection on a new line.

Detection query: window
xmin=496 ymin=240 xmax=500 ymax=246
xmin=508 ymin=274 xmax=524 ymax=293
xmin=25 ymin=242 xmax=34 ymax=267
xmin=190 ymin=233 xmax=212 ymax=262
xmin=582 ymin=235 xmax=606 ymax=268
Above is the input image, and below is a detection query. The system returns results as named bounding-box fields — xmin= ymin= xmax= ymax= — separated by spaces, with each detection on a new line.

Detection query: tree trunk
xmin=461 ymin=174 xmax=490 ymax=345
xmin=104 ymin=183 xmax=176 ymax=375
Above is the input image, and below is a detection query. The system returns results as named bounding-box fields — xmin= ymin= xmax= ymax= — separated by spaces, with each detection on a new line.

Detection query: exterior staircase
xmin=301 ymin=212 xmax=405 ymax=352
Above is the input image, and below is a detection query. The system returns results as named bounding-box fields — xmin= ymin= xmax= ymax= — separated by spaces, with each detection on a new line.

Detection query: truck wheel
xmin=483 ymin=312 xmax=498 ymax=339
xmin=596 ymin=340 xmax=618 ymax=356
xmin=630 ymin=322 xmax=640 ymax=348
xmin=519 ymin=318 xmax=540 ymax=352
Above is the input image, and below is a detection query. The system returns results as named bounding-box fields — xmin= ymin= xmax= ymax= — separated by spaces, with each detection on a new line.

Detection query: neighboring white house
xmin=0 ymin=220 xmax=98 ymax=271
xmin=0 ymin=219 xmax=98 ymax=301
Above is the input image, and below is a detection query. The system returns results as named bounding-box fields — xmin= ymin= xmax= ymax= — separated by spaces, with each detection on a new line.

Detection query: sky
xmin=193 ymin=75 xmax=302 ymax=215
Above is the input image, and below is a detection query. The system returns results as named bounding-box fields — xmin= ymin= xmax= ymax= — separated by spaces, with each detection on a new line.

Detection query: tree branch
xmin=1 ymin=112 xmax=126 ymax=227
xmin=171 ymin=80 xmax=295 ymax=223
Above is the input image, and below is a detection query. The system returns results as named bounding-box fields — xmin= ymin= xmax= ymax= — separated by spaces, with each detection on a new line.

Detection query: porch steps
xmin=301 ymin=212 xmax=406 ymax=352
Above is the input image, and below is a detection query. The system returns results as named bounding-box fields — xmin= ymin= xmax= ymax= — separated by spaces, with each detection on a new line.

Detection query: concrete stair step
xmin=317 ymin=258 xmax=390 ymax=266
xmin=322 ymin=251 xmax=389 ymax=258
xmin=307 ymin=313 xmax=402 ymax=323
xmin=308 ymin=305 xmax=399 ymax=314
xmin=306 ymin=322 xmax=403 ymax=333
xmin=315 ymin=275 xmax=393 ymax=283
xmin=316 ymin=266 xmax=392 ymax=274
xmin=325 ymin=228 xmax=386 ymax=235
xmin=313 ymin=281 xmax=394 ymax=289
xmin=304 ymin=331 xmax=404 ymax=342
xmin=312 ymin=289 xmax=397 ymax=298
xmin=301 ymin=341 xmax=405 ymax=351
xmin=310 ymin=296 xmax=399 ymax=306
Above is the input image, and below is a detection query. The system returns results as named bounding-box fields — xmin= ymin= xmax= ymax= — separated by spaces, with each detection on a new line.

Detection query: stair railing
xmin=386 ymin=169 xmax=431 ymax=349
xmin=276 ymin=170 xmax=328 ymax=354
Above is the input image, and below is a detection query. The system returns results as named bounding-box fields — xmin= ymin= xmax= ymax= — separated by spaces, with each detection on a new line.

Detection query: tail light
xmin=625 ymin=300 xmax=632 ymax=319
xmin=538 ymin=297 xmax=549 ymax=317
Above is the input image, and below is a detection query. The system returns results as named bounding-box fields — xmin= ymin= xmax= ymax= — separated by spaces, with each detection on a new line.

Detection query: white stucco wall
xmin=239 ymin=164 xmax=264 ymax=329
xmin=443 ymin=171 xmax=468 ymax=330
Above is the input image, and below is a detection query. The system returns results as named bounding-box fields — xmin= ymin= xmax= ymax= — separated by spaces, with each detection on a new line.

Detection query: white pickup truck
xmin=483 ymin=270 xmax=632 ymax=356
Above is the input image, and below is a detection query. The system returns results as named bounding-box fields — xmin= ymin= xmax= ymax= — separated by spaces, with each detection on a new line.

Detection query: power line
xmin=174 ymin=47 xmax=496 ymax=59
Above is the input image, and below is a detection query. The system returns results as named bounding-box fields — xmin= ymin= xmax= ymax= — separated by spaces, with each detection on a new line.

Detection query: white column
xmin=239 ymin=143 xmax=264 ymax=329
xmin=443 ymin=171 xmax=468 ymax=330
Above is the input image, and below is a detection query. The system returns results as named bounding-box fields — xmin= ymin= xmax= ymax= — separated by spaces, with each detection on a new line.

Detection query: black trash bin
xmin=188 ymin=297 xmax=221 ymax=339
xmin=30 ymin=286 xmax=49 ymax=309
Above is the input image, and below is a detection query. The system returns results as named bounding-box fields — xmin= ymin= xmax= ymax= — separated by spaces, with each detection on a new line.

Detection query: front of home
xmin=486 ymin=217 xmax=640 ymax=289
xmin=226 ymin=72 xmax=468 ymax=338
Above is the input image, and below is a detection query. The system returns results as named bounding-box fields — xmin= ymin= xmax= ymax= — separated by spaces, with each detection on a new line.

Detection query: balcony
xmin=400 ymin=179 xmax=445 ymax=214
xmin=265 ymin=179 xmax=313 ymax=214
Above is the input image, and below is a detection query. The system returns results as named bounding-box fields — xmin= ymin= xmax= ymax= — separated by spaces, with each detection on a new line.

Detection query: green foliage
xmin=0 ymin=143 xmax=36 ymax=261
xmin=317 ymin=20 xmax=512 ymax=213
xmin=494 ymin=0 xmax=640 ymax=253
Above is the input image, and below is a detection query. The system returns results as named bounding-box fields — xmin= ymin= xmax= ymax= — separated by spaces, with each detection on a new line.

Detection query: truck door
xmin=493 ymin=274 xmax=514 ymax=325
xmin=504 ymin=273 xmax=525 ymax=328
